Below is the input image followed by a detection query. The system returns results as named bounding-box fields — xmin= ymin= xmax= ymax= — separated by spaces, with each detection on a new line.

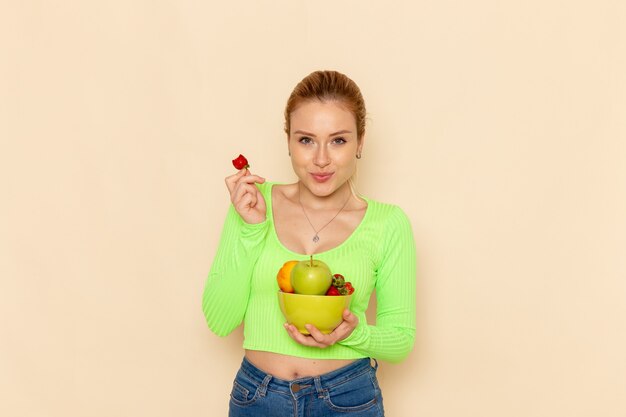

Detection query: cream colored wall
xmin=1 ymin=1 xmax=625 ymax=416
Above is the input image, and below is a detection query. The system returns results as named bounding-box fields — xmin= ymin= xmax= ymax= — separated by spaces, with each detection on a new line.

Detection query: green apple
xmin=290 ymin=256 xmax=332 ymax=295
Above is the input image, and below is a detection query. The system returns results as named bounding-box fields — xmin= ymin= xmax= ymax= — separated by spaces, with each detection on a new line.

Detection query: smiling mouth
xmin=311 ymin=173 xmax=334 ymax=182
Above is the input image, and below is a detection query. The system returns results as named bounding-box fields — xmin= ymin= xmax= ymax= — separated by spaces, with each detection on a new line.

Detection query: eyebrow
xmin=293 ymin=129 xmax=352 ymax=137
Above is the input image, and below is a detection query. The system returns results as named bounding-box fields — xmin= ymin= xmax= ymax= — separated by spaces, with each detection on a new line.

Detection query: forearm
xmin=338 ymin=318 xmax=415 ymax=363
xmin=339 ymin=206 xmax=417 ymax=362
xmin=202 ymin=206 xmax=269 ymax=336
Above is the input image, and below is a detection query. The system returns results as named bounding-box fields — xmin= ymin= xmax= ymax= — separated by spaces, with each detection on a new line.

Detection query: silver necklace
xmin=298 ymin=183 xmax=352 ymax=243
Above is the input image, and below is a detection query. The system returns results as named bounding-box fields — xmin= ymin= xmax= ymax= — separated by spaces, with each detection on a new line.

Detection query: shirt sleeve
xmin=338 ymin=206 xmax=417 ymax=363
xmin=202 ymin=202 xmax=270 ymax=337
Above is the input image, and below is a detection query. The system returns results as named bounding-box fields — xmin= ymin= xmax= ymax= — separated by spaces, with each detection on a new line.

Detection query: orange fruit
xmin=277 ymin=260 xmax=298 ymax=293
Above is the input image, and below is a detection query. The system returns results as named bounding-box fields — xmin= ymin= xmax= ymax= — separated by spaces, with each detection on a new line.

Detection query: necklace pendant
xmin=312 ymin=234 xmax=320 ymax=243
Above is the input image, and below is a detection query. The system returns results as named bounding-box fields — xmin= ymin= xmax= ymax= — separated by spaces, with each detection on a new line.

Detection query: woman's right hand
xmin=225 ymin=168 xmax=267 ymax=224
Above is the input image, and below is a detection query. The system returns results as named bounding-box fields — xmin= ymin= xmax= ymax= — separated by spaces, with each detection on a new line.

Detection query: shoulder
xmin=362 ymin=196 xmax=412 ymax=226
xmin=361 ymin=199 xmax=416 ymax=268
xmin=361 ymin=197 xmax=414 ymax=250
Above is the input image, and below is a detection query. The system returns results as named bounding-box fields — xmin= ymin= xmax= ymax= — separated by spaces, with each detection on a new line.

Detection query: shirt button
xmin=291 ymin=383 xmax=301 ymax=393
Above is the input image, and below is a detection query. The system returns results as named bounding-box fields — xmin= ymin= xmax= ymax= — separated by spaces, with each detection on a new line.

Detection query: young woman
xmin=203 ymin=70 xmax=416 ymax=417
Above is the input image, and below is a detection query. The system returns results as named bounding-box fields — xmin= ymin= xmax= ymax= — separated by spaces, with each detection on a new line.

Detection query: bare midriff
xmin=245 ymin=350 xmax=356 ymax=380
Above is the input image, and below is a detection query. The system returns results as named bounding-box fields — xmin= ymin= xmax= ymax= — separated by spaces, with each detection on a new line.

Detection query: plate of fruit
xmin=277 ymin=256 xmax=355 ymax=334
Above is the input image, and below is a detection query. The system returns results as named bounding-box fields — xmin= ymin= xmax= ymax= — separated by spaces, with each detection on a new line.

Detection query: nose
xmin=313 ymin=144 xmax=330 ymax=168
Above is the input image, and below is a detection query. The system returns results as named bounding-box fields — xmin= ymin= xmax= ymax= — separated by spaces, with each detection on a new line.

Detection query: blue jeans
xmin=228 ymin=356 xmax=385 ymax=417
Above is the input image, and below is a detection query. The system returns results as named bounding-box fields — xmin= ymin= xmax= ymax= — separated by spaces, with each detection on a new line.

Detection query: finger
xmin=305 ymin=324 xmax=335 ymax=346
xmin=228 ymin=175 xmax=265 ymax=198
xmin=235 ymin=193 xmax=255 ymax=213
xmin=330 ymin=310 xmax=356 ymax=332
xmin=236 ymin=192 xmax=262 ymax=216
xmin=232 ymin=173 xmax=267 ymax=204
xmin=253 ymin=188 xmax=266 ymax=211
xmin=226 ymin=169 xmax=262 ymax=189
xmin=343 ymin=309 xmax=359 ymax=326
xmin=226 ymin=168 xmax=248 ymax=183
xmin=225 ymin=169 xmax=248 ymax=193
xmin=284 ymin=324 xmax=326 ymax=348
xmin=232 ymin=183 xmax=258 ymax=206
xmin=235 ymin=174 xmax=266 ymax=186
xmin=284 ymin=323 xmax=307 ymax=343
xmin=329 ymin=311 xmax=359 ymax=341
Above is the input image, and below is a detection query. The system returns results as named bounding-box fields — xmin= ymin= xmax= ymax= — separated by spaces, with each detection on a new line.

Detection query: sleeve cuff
xmin=239 ymin=218 xmax=270 ymax=251
xmin=338 ymin=319 xmax=370 ymax=348
xmin=240 ymin=218 xmax=269 ymax=233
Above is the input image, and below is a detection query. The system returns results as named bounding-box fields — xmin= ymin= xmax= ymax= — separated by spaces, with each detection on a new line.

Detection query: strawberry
xmin=232 ymin=154 xmax=250 ymax=170
xmin=326 ymin=286 xmax=341 ymax=296
xmin=332 ymin=274 xmax=345 ymax=288
xmin=327 ymin=273 xmax=355 ymax=296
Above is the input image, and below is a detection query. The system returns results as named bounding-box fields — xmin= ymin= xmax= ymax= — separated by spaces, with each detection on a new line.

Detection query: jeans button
xmin=291 ymin=383 xmax=301 ymax=393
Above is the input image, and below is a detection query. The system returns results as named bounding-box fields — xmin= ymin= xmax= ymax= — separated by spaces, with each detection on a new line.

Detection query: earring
xmin=356 ymin=153 xmax=362 ymax=159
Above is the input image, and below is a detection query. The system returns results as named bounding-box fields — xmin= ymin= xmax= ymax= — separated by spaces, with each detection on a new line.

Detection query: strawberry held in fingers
xmin=232 ymin=154 xmax=250 ymax=170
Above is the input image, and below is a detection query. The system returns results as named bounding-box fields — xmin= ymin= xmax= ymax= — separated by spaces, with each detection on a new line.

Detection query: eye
xmin=298 ymin=136 xmax=313 ymax=145
xmin=332 ymin=137 xmax=347 ymax=145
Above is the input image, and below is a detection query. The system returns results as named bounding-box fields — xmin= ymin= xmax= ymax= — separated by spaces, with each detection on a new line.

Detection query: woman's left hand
xmin=283 ymin=309 xmax=359 ymax=348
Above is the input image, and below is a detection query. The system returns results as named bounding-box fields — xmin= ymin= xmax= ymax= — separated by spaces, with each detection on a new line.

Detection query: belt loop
xmin=258 ymin=374 xmax=272 ymax=397
xmin=370 ymin=358 xmax=378 ymax=370
xmin=313 ymin=376 xmax=324 ymax=398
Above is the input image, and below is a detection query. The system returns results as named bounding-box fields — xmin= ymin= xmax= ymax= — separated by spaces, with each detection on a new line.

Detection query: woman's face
xmin=288 ymin=100 xmax=363 ymax=198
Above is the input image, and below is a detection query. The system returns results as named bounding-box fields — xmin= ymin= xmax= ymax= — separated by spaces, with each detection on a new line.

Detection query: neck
xmin=297 ymin=182 xmax=353 ymax=211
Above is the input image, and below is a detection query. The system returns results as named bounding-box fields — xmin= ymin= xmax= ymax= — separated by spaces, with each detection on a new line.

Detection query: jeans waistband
xmin=239 ymin=356 xmax=376 ymax=395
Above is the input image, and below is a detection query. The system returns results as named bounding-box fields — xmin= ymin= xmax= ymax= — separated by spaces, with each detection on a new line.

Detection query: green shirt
xmin=202 ymin=182 xmax=417 ymax=363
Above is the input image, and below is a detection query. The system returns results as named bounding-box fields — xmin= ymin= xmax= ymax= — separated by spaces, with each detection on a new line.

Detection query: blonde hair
xmin=284 ymin=70 xmax=366 ymax=141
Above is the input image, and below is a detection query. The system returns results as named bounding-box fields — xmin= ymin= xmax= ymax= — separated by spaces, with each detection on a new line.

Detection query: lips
xmin=311 ymin=172 xmax=334 ymax=183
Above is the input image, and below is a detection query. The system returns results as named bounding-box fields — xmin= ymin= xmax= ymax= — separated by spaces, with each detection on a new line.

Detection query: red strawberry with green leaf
xmin=232 ymin=154 xmax=250 ymax=170
xmin=332 ymin=274 xmax=345 ymax=288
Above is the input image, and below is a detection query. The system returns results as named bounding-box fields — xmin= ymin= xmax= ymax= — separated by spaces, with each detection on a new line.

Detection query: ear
xmin=357 ymin=133 xmax=365 ymax=155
